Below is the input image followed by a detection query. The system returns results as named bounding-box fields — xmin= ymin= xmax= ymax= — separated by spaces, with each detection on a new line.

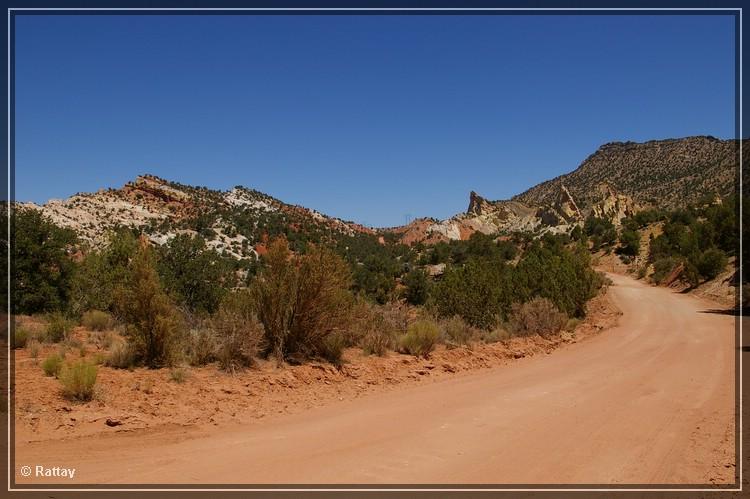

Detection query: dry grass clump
xmin=59 ymin=361 xmax=97 ymax=401
xmin=509 ymin=297 xmax=567 ymax=337
xmin=441 ymin=316 xmax=477 ymax=348
xmin=81 ymin=310 xmax=113 ymax=331
xmin=169 ymin=367 xmax=189 ymax=383
xmin=398 ymin=320 xmax=440 ymax=358
xmin=105 ymin=339 xmax=136 ymax=369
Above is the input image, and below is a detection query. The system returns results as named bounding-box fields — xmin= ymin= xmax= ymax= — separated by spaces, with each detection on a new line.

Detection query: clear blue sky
xmin=15 ymin=14 xmax=735 ymax=227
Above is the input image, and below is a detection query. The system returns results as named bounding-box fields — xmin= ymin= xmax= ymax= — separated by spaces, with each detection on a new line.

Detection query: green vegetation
xmin=398 ymin=320 xmax=440 ymax=357
xmin=42 ymin=353 xmax=64 ymax=377
xmin=583 ymin=216 xmax=616 ymax=251
xmin=13 ymin=208 xmax=77 ymax=314
xmin=59 ymin=361 xmax=97 ymax=401
xmin=114 ymin=242 xmax=182 ymax=368
xmin=80 ymin=310 xmax=113 ymax=331
xmin=646 ymin=196 xmax=736 ymax=286
xmin=157 ymin=234 xmax=235 ymax=314
xmin=432 ymin=238 xmax=602 ymax=329
xmin=44 ymin=313 xmax=75 ymax=343
xmin=12 ymin=328 xmax=29 ymax=349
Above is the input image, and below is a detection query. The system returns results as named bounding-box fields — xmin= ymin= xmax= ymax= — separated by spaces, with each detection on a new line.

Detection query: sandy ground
xmin=13 ymin=273 xmax=736 ymax=485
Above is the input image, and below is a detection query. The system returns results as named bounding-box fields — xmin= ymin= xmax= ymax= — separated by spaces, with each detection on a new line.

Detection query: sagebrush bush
xmin=441 ymin=316 xmax=476 ymax=347
xmin=399 ymin=320 xmax=440 ymax=358
xmin=509 ymin=298 xmax=567 ymax=337
xmin=44 ymin=313 xmax=75 ymax=343
xmin=651 ymin=257 xmax=680 ymax=285
xmin=185 ymin=327 xmax=218 ymax=367
xmin=12 ymin=328 xmax=29 ymax=349
xmin=42 ymin=353 xmax=64 ymax=377
xmin=81 ymin=310 xmax=113 ymax=331
xmin=105 ymin=339 xmax=136 ymax=369
xmin=59 ymin=361 xmax=97 ymax=401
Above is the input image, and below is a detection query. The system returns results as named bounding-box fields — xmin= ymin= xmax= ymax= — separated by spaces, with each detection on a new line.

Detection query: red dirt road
xmin=14 ymin=273 xmax=736 ymax=485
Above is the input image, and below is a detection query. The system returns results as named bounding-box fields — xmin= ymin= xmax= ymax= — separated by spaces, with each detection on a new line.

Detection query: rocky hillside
xmin=22 ymin=135 xmax=739 ymax=252
xmin=514 ymin=136 xmax=738 ymax=209
xmin=384 ymin=136 xmax=738 ymax=246
xmin=22 ymin=175 xmax=374 ymax=259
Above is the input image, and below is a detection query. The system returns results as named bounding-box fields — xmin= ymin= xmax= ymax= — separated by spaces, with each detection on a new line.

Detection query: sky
xmin=14 ymin=14 xmax=736 ymax=227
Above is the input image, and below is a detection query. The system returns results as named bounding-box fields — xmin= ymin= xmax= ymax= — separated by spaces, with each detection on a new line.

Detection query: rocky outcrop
xmin=590 ymin=183 xmax=639 ymax=226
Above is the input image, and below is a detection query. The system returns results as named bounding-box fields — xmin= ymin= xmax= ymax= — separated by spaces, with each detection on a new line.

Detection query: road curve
xmin=15 ymin=273 xmax=736 ymax=485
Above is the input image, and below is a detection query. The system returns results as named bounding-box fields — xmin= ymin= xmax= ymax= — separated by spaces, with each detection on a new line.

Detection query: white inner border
xmin=4 ymin=6 xmax=744 ymax=494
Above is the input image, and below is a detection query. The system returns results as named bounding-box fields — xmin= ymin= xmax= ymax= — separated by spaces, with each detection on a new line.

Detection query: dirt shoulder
xmin=13 ymin=290 xmax=621 ymax=445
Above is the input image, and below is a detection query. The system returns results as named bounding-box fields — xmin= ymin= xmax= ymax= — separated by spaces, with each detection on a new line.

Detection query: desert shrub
xmin=105 ymin=339 xmax=137 ymax=369
xmin=114 ymin=242 xmax=183 ymax=368
xmin=12 ymin=328 xmax=29 ymax=349
xmin=618 ymin=229 xmax=641 ymax=256
xmin=81 ymin=310 xmax=113 ymax=331
xmin=398 ymin=320 xmax=440 ymax=357
xmin=213 ymin=290 xmax=265 ymax=371
xmin=696 ymin=248 xmax=728 ymax=281
xmin=44 ymin=313 xmax=75 ymax=343
xmin=28 ymin=339 xmax=40 ymax=360
xmin=89 ymin=330 xmax=116 ymax=350
xmin=360 ymin=315 xmax=397 ymax=356
xmin=441 ymin=316 xmax=476 ymax=347
xmin=320 ymin=332 xmax=346 ymax=367
xmin=185 ymin=327 xmax=218 ymax=367
xmin=403 ymin=268 xmax=431 ymax=306
xmin=584 ymin=216 xmax=617 ymax=251
xmin=41 ymin=353 xmax=64 ymax=377
xmin=565 ymin=318 xmax=581 ymax=332
xmin=651 ymin=257 xmax=680 ymax=285
xmin=59 ymin=361 xmax=97 ymax=401
xmin=509 ymin=297 xmax=567 ymax=337
xmin=169 ymin=367 xmax=189 ymax=383
xmin=380 ymin=301 xmax=411 ymax=336
xmin=253 ymin=238 xmax=353 ymax=365
xmin=481 ymin=327 xmax=511 ymax=343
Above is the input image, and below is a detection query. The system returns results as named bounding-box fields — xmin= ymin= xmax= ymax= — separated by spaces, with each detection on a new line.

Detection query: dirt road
xmin=14 ymin=273 xmax=736 ymax=485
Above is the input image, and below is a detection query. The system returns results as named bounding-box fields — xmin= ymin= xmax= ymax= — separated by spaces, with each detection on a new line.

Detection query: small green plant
xmin=59 ymin=361 xmax=97 ymax=401
xmin=81 ymin=310 xmax=113 ymax=331
xmin=44 ymin=313 xmax=75 ymax=343
xmin=12 ymin=328 xmax=29 ymax=349
xmin=565 ymin=318 xmax=581 ymax=332
xmin=398 ymin=320 xmax=440 ymax=358
xmin=42 ymin=353 xmax=64 ymax=377
xmin=169 ymin=367 xmax=189 ymax=383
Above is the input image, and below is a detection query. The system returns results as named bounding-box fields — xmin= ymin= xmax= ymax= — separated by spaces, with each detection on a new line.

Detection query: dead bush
xmin=509 ymin=297 xmax=567 ymax=337
xmin=441 ymin=316 xmax=477 ymax=347
xmin=105 ymin=338 xmax=137 ymax=369
xmin=213 ymin=290 xmax=265 ymax=372
xmin=185 ymin=327 xmax=218 ymax=366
